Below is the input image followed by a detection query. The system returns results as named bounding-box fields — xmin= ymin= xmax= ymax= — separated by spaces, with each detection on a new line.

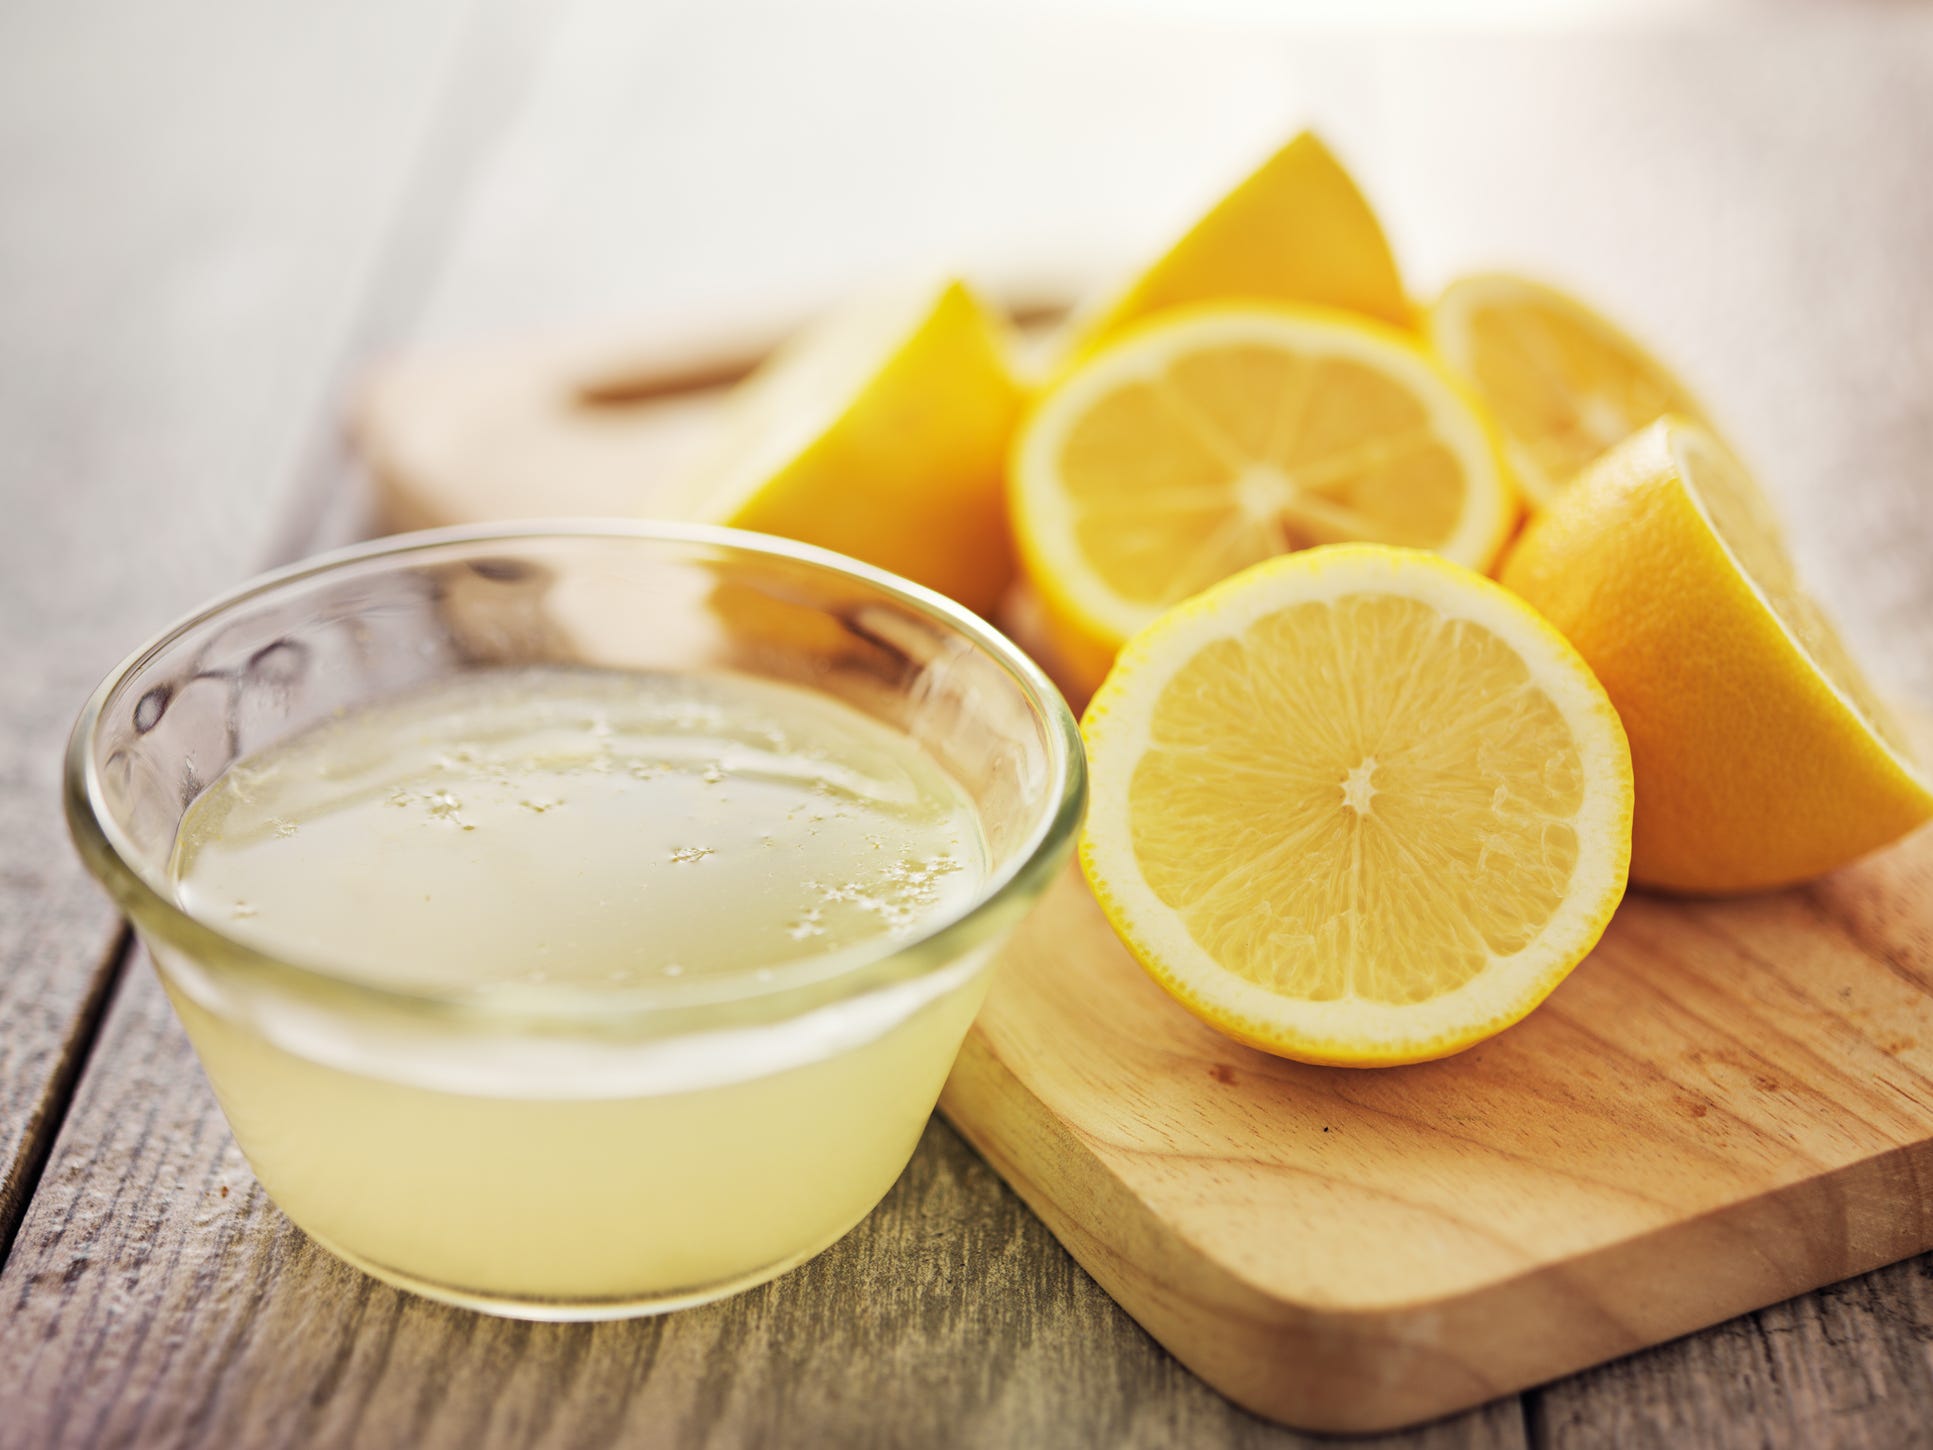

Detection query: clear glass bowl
xmin=65 ymin=522 xmax=1085 ymax=1319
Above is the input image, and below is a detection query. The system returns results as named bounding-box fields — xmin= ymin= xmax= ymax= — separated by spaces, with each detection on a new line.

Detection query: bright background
xmin=10 ymin=0 xmax=1929 ymax=701
xmin=5 ymin=5 xmax=1933 ymax=1443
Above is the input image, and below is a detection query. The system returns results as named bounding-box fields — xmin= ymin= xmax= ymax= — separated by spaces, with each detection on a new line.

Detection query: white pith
xmin=1081 ymin=546 xmax=1632 ymax=1059
xmin=1016 ymin=309 xmax=1513 ymax=643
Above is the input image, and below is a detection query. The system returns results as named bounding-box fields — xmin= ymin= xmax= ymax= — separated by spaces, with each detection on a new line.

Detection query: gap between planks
xmin=0 ymin=0 xmax=565 ymax=1270
xmin=0 ymin=927 xmax=129 ymax=1266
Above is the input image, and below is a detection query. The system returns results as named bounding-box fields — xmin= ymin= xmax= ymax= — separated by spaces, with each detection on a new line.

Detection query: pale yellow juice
xmin=162 ymin=667 xmax=993 ymax=1311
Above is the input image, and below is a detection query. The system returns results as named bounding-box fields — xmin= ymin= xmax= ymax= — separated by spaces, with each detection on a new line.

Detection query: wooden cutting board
xmin=356 ymin=332 xmax=1933 ymax=1436
xmin=942 ymin=838 xmax=1933 ymax=1433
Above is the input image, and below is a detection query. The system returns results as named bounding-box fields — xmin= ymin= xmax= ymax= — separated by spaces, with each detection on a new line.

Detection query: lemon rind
xmin=1660 ymin=417 xmax=1933 ymax=803
xmin=1080 ymin=543 xmax=1633 ymax=1066
xmin=1014 ymin=303 xmax=1517 ymax=656
xmin=1427 ymin=272 xmax=1715 ymax=509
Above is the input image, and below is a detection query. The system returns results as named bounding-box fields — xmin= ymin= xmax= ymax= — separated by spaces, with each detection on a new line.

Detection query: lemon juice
xmin=162 ymin=666 xmax=993 ymax=1312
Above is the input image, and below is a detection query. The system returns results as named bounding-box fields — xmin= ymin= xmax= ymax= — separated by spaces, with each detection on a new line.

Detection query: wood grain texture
xmin=351 ymin=328 xmax=1933 ymax=1440
xmin=1529 ymin=1262 xmax=1933 ymax=1450
xmin=10 ymin=3 xmax=1933 ymax=1447
xmin=354 ymin=340 xmax=731 ymax=534
xmin=0 ymin=0 xmax=474 ymax=1250
xmin=350 ymin=294 xmax=1071 ymax=538
xmin=942 ymin=821 xmax=1933 ymax=1433
xmin=0 ymin=950 xmax=1527 ymax=1450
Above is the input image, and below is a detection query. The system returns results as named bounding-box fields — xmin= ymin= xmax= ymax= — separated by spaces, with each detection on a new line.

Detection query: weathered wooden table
xmin=4 ymin=4 xmax=1932 ymax=1445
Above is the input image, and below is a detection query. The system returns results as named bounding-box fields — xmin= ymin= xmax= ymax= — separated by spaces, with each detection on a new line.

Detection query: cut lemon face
xmin=1012 ymin=303 xmax=1517 ymax=698
xmin=1058 ymin=131 xmax=1410 ymax=363
xmin=1081 ymin=544 xmax=1633 ymax=1066
xmin=1501 ymin=417 xmax=1933 ymax=892
xmin=677 ymin=278 xmax=1022 ymax=617
xmin=1428 ymin=273 xmax=1711 ymax=508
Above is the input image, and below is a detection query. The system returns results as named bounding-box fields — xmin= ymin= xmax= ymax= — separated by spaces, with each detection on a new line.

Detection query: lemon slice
xmin=1502 ymin=417 xmax=1933 ymax=892
xmin=1081 ymin=543 xmax=1633 ymax=1066
xmin=677 ymin=278 xmax=1023 ymax=616
xmin=1012 ymin=303 xmax=1517 ymax=696
xmin=1059 ymin=131 xmax=1410 ymax=364
xmin=1428 ymin=272 xmax=1712 ymax=508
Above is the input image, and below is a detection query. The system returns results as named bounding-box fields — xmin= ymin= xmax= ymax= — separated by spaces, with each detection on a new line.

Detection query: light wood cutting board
xmin=355 ymin=331 xmax=1933 ymax=1436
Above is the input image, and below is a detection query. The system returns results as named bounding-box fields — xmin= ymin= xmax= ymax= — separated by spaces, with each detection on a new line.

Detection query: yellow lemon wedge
xmin=677 ymin=278 xmax=1023 ymax=617
xmin=1011 ymin=302 xmax=1517 ymax=698
xmin=1427 ymin=272 xmax=1713 ymax=509
xmin=1501 ymin=417 xmax=1933 ymax=892
xmin=1059 ymin=130 xmax=1410 ymax=363
xmin=1080 ymin=544 xmax=1633 ymax=1066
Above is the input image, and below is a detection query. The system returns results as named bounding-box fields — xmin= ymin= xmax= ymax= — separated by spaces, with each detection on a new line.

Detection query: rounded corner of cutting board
xmin=347 ymin=320 xmax=1933 ymax=1435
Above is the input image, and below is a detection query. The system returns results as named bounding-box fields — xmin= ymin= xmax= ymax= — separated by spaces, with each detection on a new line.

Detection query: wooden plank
xmin=1388 ymin=19 xmax=1933 ymax=1447
xmin=9 ymin=6 xmax=1933 ymax=1449
xmin=942 ymin=819 xmax=1933 ymax=1434
xmin=1527 ymin=1263 xmax=1933 ymax=1450
xmin=343 ymin=18 xmax=1933 ymax=1437
xmin=348 ymin=334 xmax=1933 ymax=1437
xmin=0 ymin=0 xmax=476 ymax=1251
xmin=0 ymin=4 xmax=1528 ymax=1445
xmin=0 ymin=949 xmax=1527 ymax=1449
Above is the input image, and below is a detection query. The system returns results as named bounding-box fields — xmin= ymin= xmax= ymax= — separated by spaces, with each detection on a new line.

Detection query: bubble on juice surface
xmin=168 ymin=666 xmax=989 ymax=994
xmin=423 ymin=791 xmax=473 ymax=830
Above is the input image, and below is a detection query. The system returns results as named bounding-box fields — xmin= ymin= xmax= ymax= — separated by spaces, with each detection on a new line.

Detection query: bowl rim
xmin=64 ymin=519 xmax=1087 ymax=1033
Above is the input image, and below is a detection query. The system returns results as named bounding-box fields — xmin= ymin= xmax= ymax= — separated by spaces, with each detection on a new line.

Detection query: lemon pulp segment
xmin=1130 ymin=593 xmax=1587 ymax=1003
xmin=1082 ymin=545 xmax=1632 ymax=1065
xmin=1674 ymin=427 xmax=1914 ymax=760
xmin=1430 ymin=274 xmax=1708 ymax=506
xmin=1499 ymin=418 xmax=1932 ymax=892
xmin=1014 ymin=306 xmax=1514 ymax=675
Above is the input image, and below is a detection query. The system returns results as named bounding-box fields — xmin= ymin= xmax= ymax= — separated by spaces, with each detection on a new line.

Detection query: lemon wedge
xmin=1502 ymin=417 xmax=1933 ymax=891
xmin=1012 ymin=303 xmax=1516 ymax=696
xmin=1428 ymin=272 xmax=1712 ymax=509
xmin=1061 ymin=131 xmax=1410 ymax=362
xmin=1082 ymin=544 xmax=1633 ymax=1066
xmin=678 ymin=278 xmax=1023 ymax=616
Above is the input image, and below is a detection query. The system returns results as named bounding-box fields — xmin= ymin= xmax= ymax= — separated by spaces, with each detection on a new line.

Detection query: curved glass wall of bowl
xmin=68 ymin=523 xmax=1085 ymax=1319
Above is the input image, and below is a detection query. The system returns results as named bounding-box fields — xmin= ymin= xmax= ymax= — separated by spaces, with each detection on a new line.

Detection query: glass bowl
xmin=65 ymin=522 xmax=1085 ymax=1319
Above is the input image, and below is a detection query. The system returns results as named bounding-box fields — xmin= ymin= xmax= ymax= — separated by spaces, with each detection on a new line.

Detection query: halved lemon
xmin=1082 ymin=544 xmax=1633 ymax=1066
xmin=1059 ymin=131 xmax=1410 ymax=363
xmin=676 ymin=278 xmax=1023 ymax=617
xmin=1012 ymin=303 xmax=1517 ymax=697
xmin=1501 ymin=417 xmax=1933 ymax=892
xmin=1428 ymin=272 xmax=1712 ymax=508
